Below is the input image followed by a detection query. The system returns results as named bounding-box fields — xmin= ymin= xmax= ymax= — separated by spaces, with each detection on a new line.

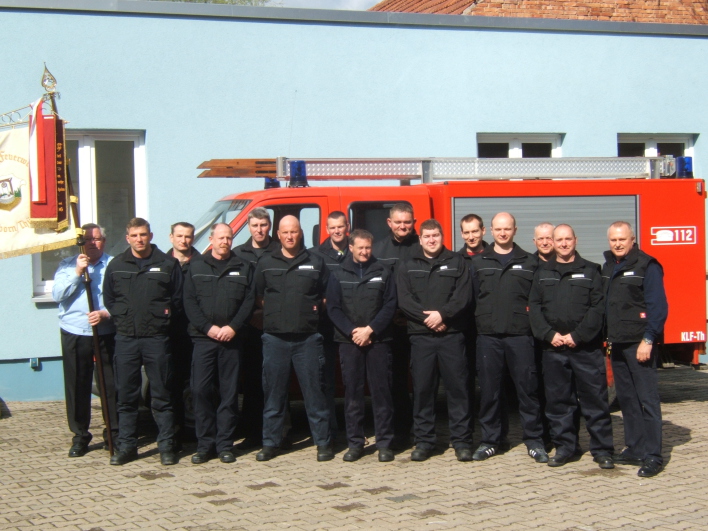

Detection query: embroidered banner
xmin=0 ymin=124 xmax=75 ymax=259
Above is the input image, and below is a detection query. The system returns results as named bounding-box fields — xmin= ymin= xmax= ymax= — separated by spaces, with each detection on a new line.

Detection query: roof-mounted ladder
xmin=198 ymin=156 xmax=677 ymax=183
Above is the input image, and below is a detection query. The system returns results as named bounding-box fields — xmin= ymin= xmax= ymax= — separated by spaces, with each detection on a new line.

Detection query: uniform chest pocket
xmin=568 ymin=279 xmax=593 ymax=304
xmin=225 ymin=275 xmax=249 ymax=298
xmin=193 ymin=275 xmax=215 ymax=296
xmin=510 ymin=269 xmax=534 ymax=288
xmin=364 ymin=281 xmax=386 ymax=301
xmin=146 ymin=271 xmax=170 ymax=286
xmin=409 ymin=271 xmax=428 ymax=292
xmin=113 ymin=272 xmax=133 ymax=291
xmin=619 ymin=275 xmax=644 ymax=287
xmin=365 ymin=281 xmax=385 ymax=291
xmin=476 ymin=268 xmax=500 ymax=294
xmin=295 ymin=270 xmax=319 ymax=291
xmin=436 ymin=270 xmax=459 ymax=291
xmin=264 ymin=269 xmax=285 ymax=291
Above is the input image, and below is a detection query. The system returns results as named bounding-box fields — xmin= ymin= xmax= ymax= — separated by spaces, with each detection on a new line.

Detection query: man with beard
xmin=184 ymin=223 xmax=254 ymax=464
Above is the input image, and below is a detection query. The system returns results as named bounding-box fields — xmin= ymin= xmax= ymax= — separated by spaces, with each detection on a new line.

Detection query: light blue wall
xmin=1 ymin=3 xmax=707 ymax=397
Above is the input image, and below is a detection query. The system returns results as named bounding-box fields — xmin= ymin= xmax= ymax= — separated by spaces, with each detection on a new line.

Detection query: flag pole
xmin=42 ymin=66 xmax=115 ymax=455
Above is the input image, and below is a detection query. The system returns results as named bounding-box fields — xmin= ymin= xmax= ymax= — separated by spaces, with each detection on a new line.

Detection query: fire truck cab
xmin=193 ymin=156 xmax=706 ymax=366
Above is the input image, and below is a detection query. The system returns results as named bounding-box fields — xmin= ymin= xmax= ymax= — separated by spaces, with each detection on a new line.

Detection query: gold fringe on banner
xmin=0 ymin=236 xmax=75 ymax=260
xmin=29 ymin=218 xmax=59 ymax=230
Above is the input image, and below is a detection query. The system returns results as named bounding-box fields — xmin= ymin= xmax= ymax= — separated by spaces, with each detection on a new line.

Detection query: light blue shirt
xmin=52 ymin=252 xmax=115 ymax=336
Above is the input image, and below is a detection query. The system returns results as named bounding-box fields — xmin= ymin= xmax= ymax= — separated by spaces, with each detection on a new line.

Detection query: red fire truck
xmin=192 ymin=156 xmax=706 ymax=368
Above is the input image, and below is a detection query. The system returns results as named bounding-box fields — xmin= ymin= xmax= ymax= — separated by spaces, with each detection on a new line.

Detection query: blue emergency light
xmin=289 ymin=160 xmax=309 ymax=187
xmin=677 ymin=156 xmax=693 ymax=178
xmin=264 ymin=178 xmax=281 ymax=189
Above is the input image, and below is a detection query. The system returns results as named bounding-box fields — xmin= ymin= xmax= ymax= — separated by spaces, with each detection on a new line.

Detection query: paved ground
xmin=2 ymin=366 xmax=708 ymax=530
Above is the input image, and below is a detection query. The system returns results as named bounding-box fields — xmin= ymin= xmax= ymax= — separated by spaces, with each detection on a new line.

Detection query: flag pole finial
xmin=41 ymin=64 xmax=57 ymax=94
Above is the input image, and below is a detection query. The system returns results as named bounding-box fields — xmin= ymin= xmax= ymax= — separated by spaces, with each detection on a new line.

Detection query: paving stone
xmin=2 ymin=366 xmax=708 ymax=529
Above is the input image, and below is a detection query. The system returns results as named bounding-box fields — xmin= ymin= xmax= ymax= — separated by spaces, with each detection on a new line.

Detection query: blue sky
xmin=279 ymin=0 xmax=380 ymax=9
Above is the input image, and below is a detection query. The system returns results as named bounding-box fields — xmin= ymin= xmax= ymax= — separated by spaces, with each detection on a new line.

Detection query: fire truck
xmin=192 ymin=156 xmax=706 ymax=370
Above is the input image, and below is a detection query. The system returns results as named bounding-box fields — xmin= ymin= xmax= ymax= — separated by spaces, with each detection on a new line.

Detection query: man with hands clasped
xmin=529 ymin=224 xmax=614 ymax=469
xmin=183 ymin=223 xmax=255 ymax=464
xmin=397 ymin=219 xmax=474 ymax=462
xmin=326 ymin=229 xmax=397 ymax=462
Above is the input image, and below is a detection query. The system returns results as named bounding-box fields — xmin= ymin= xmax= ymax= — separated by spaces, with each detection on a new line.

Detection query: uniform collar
xmin=202 ymin=250 xmax=243 ymax=268
xmin=318 ymin=237 xmax=349 ymax=260
xmin=544 ymin=253 xmax=588 ymax=273
xmin=387 ymin=230 xmax=418 ymax=247
xmin=341 ymin=255 xmax=383 ymax=275
xmin=243 ymin=237 xmax=280 ymax=253
xmin=120 ymin=244 xmax=167 ymax=266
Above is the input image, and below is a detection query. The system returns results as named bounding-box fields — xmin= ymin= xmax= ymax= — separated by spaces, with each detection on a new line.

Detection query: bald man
xmin=470 ymin=212 xmax=546 ymax=463
xmin=253 ymin=215 xmax=333 ymax=462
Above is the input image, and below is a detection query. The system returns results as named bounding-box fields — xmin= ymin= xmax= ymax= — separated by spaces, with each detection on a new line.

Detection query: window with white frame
xmin=617 ymin=133 xmax=696 ymax=159
xmin=33 ymin=131 xmax=147 ymax=300
xmin=477 ymin=133 xmax=563 ymax=159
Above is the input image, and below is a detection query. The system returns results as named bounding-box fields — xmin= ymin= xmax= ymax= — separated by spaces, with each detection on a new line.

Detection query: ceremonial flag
xmin=28 ymin=98 xmax=69 ymax=230
xmin=0 ymin=124 xmax=75 ymax=259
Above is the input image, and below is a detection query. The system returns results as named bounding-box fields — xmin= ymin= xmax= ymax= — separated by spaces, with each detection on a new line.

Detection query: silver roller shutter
xmin=452 ymin=196 xmax=638 ymax=265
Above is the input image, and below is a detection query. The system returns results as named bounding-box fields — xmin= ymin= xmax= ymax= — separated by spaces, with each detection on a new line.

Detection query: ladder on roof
xmin=197 ymin=156 xmax=677 ymax=182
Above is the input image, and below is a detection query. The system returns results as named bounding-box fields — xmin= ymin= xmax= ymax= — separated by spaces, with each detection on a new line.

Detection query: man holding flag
xmin=52 ymin=223 xmax=118 ymax=457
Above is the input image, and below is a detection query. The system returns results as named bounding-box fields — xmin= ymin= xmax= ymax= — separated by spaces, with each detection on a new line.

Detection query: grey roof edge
xmin=1 ymin=0 xmax=708 ymax=37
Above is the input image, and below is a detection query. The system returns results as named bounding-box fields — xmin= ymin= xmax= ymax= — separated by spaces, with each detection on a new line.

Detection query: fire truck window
xmin=349 ymin=201 xmax=413 ymax=244
xmin=231 ymin=224 xmax=251 ymax=249
xmin=618 ymin=143 xmax=646 ymax=157
xmin=657 ymin=143 xmax=686 ymax=158
xmin=521 ymin=143 xmax=552 ymax=158
xmin=478 ymin=143 xmax=509 ymax=158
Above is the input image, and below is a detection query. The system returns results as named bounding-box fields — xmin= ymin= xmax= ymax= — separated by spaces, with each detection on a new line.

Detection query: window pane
xmin=618 ymin=143 xmax=646 ymax=157
xmin=657 ymin=143 xmax=685 ymax=158
xmin=349 ymin=201 xmax=412 ymax=244
xmin=263 ymin=204 xmax=321 ymax=248
xmin=299 ymin=207 xmax=320 ymax=248
xmin=95 ymin=140 xmax=135 ymax=257
xmin=521 ymin=143 xmax=552 ymax=158
xmin=478 ymin=143 xmax=509 ymax=158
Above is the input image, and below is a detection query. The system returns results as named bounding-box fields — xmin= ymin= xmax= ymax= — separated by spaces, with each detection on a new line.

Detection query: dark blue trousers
xmin=238 ymin=325 xmax=264 ymax=442
xmin=261 ymin=333 xmax=331 ymax=448
xmin=339 ymin=341 xmax=394 ymax=449
xmin=410 ymin=333 xmax=473 ymax=450
xmin=390 ymin=324 xmax=413 ymax=439
xmin=477 ymin=334 xmax=543 ymax=448
xmin=191 ymin=337 xmax=242 ymax=453
xmin=543 ymin=347 xmax=614 ymax=457
xmin=170 ymin=332 xmax=193 ymax=434
xmin=60 ymin=330 xmax=119 ymax=446
xmin=323 ymin=335 xmax=339 ymax=437
xmin=113 ymin=335 xmax=175 ymax=452
xmin=611 ymin=342 xmax=663 ymax=464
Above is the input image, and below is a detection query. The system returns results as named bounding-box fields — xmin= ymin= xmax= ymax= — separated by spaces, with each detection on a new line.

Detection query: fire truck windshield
xmin=192 ymin=199 xmax=251 ymax=252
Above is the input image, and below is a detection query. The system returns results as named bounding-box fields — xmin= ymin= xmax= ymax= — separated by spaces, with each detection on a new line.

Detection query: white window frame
xmin=617 ymin=133 xmax=696 ymax=158
xmin=477 ymin=133 xmax=563 ymax=158
xmin=32 ymin=130 xmax=147 ymax=301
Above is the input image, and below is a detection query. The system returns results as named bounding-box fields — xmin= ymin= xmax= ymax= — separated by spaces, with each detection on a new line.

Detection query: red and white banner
xmin=0 ymin=113 xmax=75 ymax=260
xmin=28 ymin=98 xmax=69 ymax=230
